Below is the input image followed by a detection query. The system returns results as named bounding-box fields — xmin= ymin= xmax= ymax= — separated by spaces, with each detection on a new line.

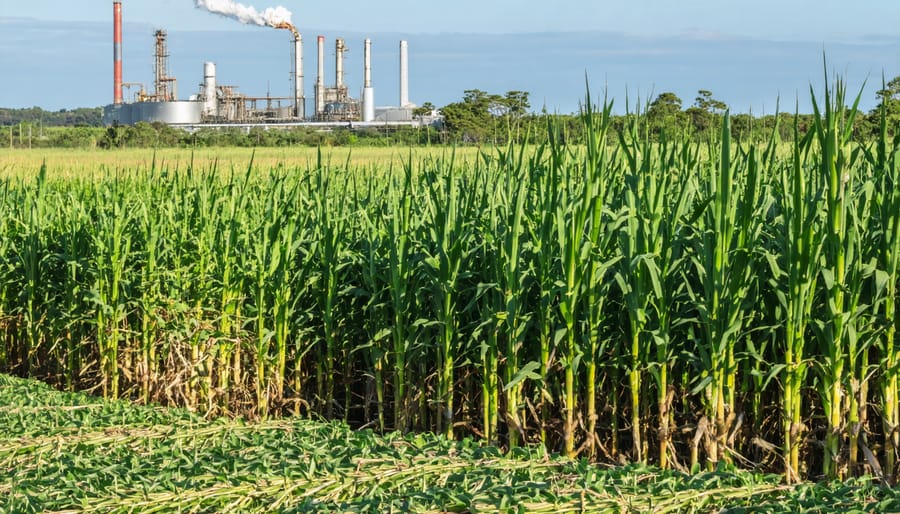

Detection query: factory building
xmin=102 ymin=1 xmax=434 ymax=128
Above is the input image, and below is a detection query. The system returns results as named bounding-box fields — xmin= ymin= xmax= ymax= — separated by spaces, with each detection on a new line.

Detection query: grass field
xmin=0 ymin=146 xmax=486 ymax=179
xmin=3 ymin=372 xmax=899 ymax=513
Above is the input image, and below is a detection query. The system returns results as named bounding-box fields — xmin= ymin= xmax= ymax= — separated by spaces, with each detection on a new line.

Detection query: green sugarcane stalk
xmin=525 ymin=136 xmax=559 ymax=448
xmin=776 ymin=113 xmax=822 ymax=482
xmin=424 ymin=161 xmax=466 ymax=439
xmin=810 ymin=74 xmax=864 ymax=479
xmin=869 ymin=89 xmax=900 ymax=482
xmin=387 ymin=164 xmax=415 ymax=432
xmin=501 ymin=144 xmax=529 ymax=448
xmin=580 ymin=94 xmax=617 ymax=459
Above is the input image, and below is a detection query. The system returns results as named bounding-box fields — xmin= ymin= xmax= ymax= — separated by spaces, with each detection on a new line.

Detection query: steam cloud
xmin=195 ymin=0 xmax=292 ymax=27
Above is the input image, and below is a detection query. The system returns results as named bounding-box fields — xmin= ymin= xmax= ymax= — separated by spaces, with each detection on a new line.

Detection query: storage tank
xmin=103 ymin=102 xmax=132 ymax=125
xmin=134 ymin=101 xmax=202 ymax=124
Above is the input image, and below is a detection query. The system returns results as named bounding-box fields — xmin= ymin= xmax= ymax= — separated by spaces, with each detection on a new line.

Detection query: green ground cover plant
xmin=4 ymin=373 xmax=900 ymax=513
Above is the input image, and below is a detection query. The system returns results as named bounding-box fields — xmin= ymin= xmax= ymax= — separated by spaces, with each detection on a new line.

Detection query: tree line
xmin=2 ymin=124 xmax=442 ymax=149
xmin=4 ymin=76 xmax=900 ymax=148
xmin=0 ymin=107 xmax=102 ymax=127
xmin=436 ymin=79 xmax=900 ymax=145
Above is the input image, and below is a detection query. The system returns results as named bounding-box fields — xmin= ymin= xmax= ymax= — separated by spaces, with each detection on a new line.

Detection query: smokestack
xmin=399 ymin=40 xmax=409 ymax=108
xmin=202 ymin=62 xmax=217 ymax=117
xmin=335 ymin=38 xmax=345 ymax=90
xmin=195 ymin=0 xmax=293 ymax=28
xmin=316 ymin=35 xmax=325 ymax=115
xmin=272 ymin=23 xmax=303 ymax=118
xmin=113 ymin=1 xmax=123 ymax=104
xmin=363 ymin=38 xmax=374 ymax=122
xmin=294 ymin=32 xmax=304 ymax=118
xmin=364 ymin=39 xmax=372 ymax=89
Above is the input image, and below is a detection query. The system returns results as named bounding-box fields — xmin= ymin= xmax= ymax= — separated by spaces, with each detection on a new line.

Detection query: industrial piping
xmin=113 ymin=1 xmax=123 ymax=104
xmin=399 ymin=40 xmax=409 ymax=107
xmin=362 ymin=39 xmax=375 ymax=122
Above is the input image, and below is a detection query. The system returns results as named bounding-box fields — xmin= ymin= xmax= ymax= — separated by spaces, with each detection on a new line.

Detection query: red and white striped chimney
xmin=113 ymin=1 xmax=123 ymax=104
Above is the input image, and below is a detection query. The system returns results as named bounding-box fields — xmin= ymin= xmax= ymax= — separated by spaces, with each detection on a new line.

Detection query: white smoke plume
xmin=195 ymin=0 xmax=293 ymax=27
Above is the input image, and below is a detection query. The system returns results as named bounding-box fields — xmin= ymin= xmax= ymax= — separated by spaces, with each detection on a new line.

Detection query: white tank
xmin=135 ymin=101 xmax=202 ymax=124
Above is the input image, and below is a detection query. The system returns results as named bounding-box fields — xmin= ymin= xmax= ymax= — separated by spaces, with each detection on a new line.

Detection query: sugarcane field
xmin=3 ymin=76 xmax=900 ymax=511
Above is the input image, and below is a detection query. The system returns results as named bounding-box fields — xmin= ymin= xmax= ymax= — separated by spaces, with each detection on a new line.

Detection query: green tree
xmin=646 ymin=92 xmax=686 ymax=138
xmin=502 ymin=91 xmax=531 ymax=118
xmin=441 ymin=89 xmax=494 ymax=143
xmin=414 ymin=102 xmax=436 ymax=117
xmin=440 ymin=89 xmax=532 ymax=144
xmin=869 ymin=75 xmax=900 ymax=136
xmin=685 ymin=90 xmax=727 ymax=135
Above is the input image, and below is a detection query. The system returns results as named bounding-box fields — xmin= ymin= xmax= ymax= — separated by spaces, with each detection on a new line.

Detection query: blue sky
xmin=4 ymin=0 xmax=900 ymax=39
xmin=1 ymin=1 xmax=899 ymax=113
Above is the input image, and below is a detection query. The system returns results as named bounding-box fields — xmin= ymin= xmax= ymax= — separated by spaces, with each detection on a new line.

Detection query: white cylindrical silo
xmin=399 ymin=40 xmax=409 ymax=107
xmin=202 ymin=62 xmax=217 ymax=117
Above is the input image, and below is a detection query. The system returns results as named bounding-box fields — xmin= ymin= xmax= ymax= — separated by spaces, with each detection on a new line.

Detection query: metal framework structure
xmin=152 ymin=30 xmax=177 ymax=102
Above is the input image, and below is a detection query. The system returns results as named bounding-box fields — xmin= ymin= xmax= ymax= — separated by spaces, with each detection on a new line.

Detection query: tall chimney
xmin=335 ymin=38 xmax=345 ymax=90
xmin=364 ymin=39 xmax=372 ymax=89
xmin=294 ymin=32 xmax=304 ymax=118
xmin=363 ymin=38 xmax=375 ymax=122
xmin=316 ymin=35 xmax=325 ymax=116
xmin=113 ymin=1 xmax=123 ymax=104
xmin=399 ymin=40 xmax=409 ymax=108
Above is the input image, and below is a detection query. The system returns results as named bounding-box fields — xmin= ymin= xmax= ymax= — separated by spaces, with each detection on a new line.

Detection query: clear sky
xmin=1 ymin=1 xmax=899 ymax=112
xmin=4 ymin=0 xmax=900 ymax=40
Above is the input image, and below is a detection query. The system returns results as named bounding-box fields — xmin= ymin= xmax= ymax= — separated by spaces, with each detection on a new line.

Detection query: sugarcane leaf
xmin=503 ymin=362 xmax=541 ymax=392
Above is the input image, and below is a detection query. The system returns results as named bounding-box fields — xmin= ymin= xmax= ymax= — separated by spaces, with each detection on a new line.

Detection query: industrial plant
xmin=102 ymin=1 xmax=434 ymax=128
